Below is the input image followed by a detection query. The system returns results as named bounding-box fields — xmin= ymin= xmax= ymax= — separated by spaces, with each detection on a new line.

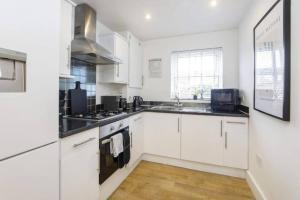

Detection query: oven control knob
xmin=110 ymin=126 xmax=115 ymax=131
xmin=119 ymin=123 xmax=123 ymax=128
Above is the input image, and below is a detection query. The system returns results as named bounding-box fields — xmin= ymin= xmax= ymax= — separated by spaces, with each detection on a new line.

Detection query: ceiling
xmin=72 ymin=0 xmax=253 ymax=41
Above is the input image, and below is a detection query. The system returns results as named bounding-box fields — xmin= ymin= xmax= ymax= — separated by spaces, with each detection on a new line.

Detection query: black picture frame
xmin=253 ymin=0 xmax=291 ymax=121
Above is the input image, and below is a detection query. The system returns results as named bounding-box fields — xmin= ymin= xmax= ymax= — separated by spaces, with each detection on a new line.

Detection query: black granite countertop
xmin=59 ymin=107 xmax=248 ymax=139
xmin=59 ymin=118 xmax=100 ymax=138
xmin=144 ymin=107 xmax=249 ymax=118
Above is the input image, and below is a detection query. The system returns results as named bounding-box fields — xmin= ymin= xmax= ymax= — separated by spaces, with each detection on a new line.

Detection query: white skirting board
xmin=246 ymin=171 xmax=268 ymax=200
xmin=142 ymin=154 xmax=246 ymax=178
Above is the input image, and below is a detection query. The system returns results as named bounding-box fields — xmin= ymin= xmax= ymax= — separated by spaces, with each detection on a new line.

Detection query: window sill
xmin=171 ymin=99 xmax=211 ymax=104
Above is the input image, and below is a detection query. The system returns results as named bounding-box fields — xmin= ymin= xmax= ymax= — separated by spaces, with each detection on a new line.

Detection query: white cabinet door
xmin=115 ymin=35 xmax=129 ymax=83
xmin=181 ymin=115 xmax=223 ymax=166
xmin=59 ymin=0 xmax=73 ymax=78
xmin=144 ymin=112 xmax=181 ymax=159
xmin=60 ymin=128 xmax=99 ymax=200
xmin=128 ymin=34 xmax=143 ymax=88
xmin=98 ymin=33 xmax=128 ymax=84
xmin=223 ymin=118 xmax=248 ymax=169
xmin=129 ymin=114 xmax=144 ymax=166
xmin=0 ymin=143 xmax=59 ymax=200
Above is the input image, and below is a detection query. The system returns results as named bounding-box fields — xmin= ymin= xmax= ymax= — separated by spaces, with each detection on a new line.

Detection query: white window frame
xmin=171 ymin=47 xmax=223 ymax=100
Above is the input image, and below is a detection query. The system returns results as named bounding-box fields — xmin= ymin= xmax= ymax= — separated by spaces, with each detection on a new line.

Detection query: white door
xmin=0 ymin=143 xmax=59 ymax=200
xmin=144 ymin=112 xmax=181 ymax=159
xmin=181 ymin=115 xmax=223 ymax=165
xmin=223 ymin=118 xmax=248 ymax=169
xmin=60 ymin=128 xmax=99 ymax=200
xmin=129 ymin=114 xmax=144 ymax=166
xmin=59 ymin=0 xmax=73 ymax=77
xmin=129 ymin=34 xmax=143 ymax=88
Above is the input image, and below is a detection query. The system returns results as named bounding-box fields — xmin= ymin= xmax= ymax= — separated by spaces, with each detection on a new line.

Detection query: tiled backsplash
xmin=59 ymin=59 xmax=96 ymax=115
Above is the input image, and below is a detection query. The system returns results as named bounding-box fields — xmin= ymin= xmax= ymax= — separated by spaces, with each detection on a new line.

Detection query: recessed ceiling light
xmin=145 ymin=13 xmax=152 ymax=20
xmin=210 ymin=0 xmax=218 ymax=7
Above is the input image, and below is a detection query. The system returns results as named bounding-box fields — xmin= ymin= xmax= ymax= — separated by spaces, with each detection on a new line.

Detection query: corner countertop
xmin=59 ymin=107 xmax=248 ymax=139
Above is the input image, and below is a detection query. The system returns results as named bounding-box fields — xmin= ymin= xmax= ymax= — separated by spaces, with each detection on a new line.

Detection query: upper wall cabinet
xmin=98 ymin=33 xmax=129 ymax=84
xmin=121 ymin=32 xmax=143 ymax=88
xmin=59 ymin=0 xmax=75 ymax=79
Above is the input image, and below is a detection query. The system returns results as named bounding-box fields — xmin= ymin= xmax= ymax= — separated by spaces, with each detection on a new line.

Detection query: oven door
xmin=99 ymin=135 xmax=118 ymax=185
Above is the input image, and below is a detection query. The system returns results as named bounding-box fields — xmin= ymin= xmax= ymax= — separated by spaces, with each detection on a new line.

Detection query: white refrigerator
xmin=0 ymin=0 xmax=61 ymax=200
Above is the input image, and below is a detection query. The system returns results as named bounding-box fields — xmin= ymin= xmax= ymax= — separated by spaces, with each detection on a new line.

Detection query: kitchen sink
xmin=150 ymin=105 xmax=183 ymax=111
xmin=150 ymin=105 xmax=209 ymax=113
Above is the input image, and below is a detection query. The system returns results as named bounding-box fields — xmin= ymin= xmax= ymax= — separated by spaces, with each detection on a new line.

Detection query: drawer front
xmin=60 ymin=127 xmax=99 ymax=158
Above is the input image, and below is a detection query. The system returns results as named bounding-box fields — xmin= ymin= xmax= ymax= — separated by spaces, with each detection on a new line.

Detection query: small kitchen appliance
xmin=211 ymin=89 xmax=240 ymax=112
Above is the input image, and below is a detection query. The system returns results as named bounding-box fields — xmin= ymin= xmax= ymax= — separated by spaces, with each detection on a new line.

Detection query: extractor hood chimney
xmin=71 ymin=4 xmax=121 ymax=65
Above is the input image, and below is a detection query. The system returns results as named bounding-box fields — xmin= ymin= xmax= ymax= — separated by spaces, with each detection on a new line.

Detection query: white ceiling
xmin=72 ymin=0 xmax=253 ymax=41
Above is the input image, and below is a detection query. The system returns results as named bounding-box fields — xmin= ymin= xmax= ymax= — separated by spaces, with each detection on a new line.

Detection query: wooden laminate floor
xmin=109 ymin=161 xmax=255 ymax=200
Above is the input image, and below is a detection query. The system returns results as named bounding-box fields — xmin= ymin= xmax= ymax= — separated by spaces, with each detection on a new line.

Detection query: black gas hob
xmin=68 ymin=111 xmax=128 ymax=121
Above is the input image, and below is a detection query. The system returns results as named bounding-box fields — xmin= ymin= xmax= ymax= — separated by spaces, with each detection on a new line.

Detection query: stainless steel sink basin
xmin=150 ymin=105 xmax=183 ymax=111
xmin=150 ymin=105 xmax=209 ymax=113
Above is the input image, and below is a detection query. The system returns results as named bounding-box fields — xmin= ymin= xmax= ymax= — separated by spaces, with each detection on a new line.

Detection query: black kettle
xmin=133 ymin=96 xmax=143 ymax=109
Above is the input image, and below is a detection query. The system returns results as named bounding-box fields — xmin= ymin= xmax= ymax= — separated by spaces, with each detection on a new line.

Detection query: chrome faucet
xmin=174 ymin=95 xmax=183 ymax=107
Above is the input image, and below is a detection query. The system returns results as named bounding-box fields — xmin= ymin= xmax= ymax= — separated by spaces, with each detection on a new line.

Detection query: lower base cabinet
xmin=222 ymin=118 xmax=248 ymax=169
xmin=129 ymin=114 xmax=144 ymax=167
xmin=143 ymin=112 xmax=248 ymax=169
xmin=181 ymin=115 xmax=248 ymax=169
xmin=60 ymin=128 xmax=99 ymax=200
xmin=144 ymin=112 xmax=181 ymax=159
xmin=181 ymin=115 xmax=224 ymax=166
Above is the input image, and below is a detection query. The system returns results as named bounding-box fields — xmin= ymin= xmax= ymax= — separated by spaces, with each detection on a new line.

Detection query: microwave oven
xmin=211 ymin=89 xmax=240 ymax=112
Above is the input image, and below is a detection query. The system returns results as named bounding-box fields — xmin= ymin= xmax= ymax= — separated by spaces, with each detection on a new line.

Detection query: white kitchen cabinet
xmin=98 ymin=33 xmax=128 ymax=84
xmin=128 ymin=33 xmax=143 ymax=88
xmin=129 ymin=113 xmax=144 ymax=167
xmin=181 ymin=115 xmax=248 ymax=169
xmin=222 ymin=118 xmax=248 ymax=169
xmin=181 ymin=115 xmax=223 ymax=166
xmin=0 ymin=143 xmax=59 ymax=200
xmin=59 ymin=0 xmax=75 ymax=78
xmin=60 ymin=128 xmax=99 ymax=200
xmin=143 ymin=112 xmax=181 ymax=159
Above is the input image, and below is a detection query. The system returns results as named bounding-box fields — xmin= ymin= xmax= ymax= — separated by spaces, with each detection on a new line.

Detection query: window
xmin=171 ymin=48 xmax=223 ymax=100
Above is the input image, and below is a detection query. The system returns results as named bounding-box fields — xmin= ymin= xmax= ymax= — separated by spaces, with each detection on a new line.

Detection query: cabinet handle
xmin=67 ymin=45 xmax=71 ymax=69
xmin=142 ymin=75 xmax=144 ymax=87
xmin=220 ymin=120 xmax=223 ymax=137
xmin=225 ymin=132 xmax=228 ymax=149
xmin=226 ymin=121 xmax=246 ymax=125
xmin=177 ymin=117 xmax=180 ymax=133
xmin=130 ymin=132 xmax=133 ymax=148
xmin=117 ymin=64 xmax=120 ymax=77
xmin=73 ymin=137 xmax=96 ymax=148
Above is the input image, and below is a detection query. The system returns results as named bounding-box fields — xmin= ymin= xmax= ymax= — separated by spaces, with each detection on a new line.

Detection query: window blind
xmin=171 ymin=48 xmax=223 ymax=100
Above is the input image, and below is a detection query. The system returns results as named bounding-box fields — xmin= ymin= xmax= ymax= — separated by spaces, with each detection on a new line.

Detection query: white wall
xmin=239 ymin=0 xmax=300 ymax=199
xmin=0 ymin=0 xmax=60 ymax=159
xmin=141 ymin=29 xmax=239 ymax=101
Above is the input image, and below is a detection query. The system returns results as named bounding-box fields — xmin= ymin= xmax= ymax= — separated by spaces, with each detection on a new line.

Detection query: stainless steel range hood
xmin=71 ymin=4 xmax=121 ymax=65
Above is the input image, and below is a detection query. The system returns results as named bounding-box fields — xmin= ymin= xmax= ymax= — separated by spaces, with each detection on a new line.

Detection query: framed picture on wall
xmin=253 ymin=0 xmax=291 ymax=121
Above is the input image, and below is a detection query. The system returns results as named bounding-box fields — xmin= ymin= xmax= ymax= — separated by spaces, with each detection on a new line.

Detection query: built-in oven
xmin=99 ymin=119 xmax=129 ymax=185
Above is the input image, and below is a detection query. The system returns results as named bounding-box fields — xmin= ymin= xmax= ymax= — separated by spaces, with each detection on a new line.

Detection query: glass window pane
xmin=171 ymin=48 xmax=223 ymax=99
